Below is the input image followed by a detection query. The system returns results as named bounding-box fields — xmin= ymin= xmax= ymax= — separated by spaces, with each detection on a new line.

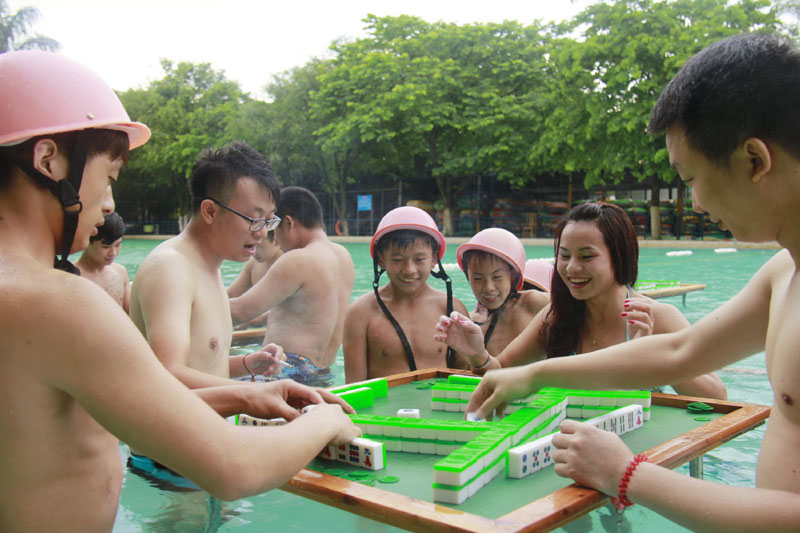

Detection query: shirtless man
xmin=227 ymin=230 xmax=283 ymax=299
xmin=442 ymin=34 xmax=800 ymax=531
xmin=76 ymin=211 xmax=131 ymax=313
xmin=0 ymin=51 xmax=358 ymax=532
xmin=230 ymin=186 xmax=354 ymax=387
xmin=130 ymin=142 xmax=288 ymax=391
xmin=344 ymin=206 xmax=470 ymax=381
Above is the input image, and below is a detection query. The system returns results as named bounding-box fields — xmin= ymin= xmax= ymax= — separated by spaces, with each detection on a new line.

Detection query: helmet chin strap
xmin=1 ymin=132 xmax=90 ymax=275
xmin=372 ymin=254 xmax=456 ymax=371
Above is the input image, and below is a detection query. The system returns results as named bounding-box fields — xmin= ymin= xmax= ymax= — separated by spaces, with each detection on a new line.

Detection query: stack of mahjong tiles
xmin=429 ymin=376 xmax=651 ymax=504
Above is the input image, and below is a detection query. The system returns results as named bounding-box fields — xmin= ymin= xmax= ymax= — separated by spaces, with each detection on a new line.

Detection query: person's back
xmin=77 ymin=211 xmax=131 ymax=312
xmin=258 ymin=237 xmax=353 ymax=369
xmin=344 ymin=206 xmax=470 ymax=382
xmin=229 ymin=186 xmax=354 ymax=385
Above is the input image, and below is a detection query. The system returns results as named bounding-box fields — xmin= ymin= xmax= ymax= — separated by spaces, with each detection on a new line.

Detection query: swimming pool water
xmin=109 ymin=240 xmax=777 ymax=532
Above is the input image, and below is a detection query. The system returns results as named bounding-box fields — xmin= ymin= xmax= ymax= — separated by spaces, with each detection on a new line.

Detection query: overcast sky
xmin=8 ymin=0 xmax=594 ymax=99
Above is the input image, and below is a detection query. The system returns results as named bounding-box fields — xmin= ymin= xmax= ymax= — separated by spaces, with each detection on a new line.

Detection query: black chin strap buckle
xmin=57 ymin=179 xmax=83 ymax=212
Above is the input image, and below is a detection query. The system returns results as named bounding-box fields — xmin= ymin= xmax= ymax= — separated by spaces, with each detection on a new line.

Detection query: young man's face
xmin=556 ymin=221 xmax=616 ymax=301
xmin=215 ymin=177 xmax=275 ymax=262
xmin=74 ymin=153 xmax=120 ymax=253
xmin=253 ymin=232 xmax=279 ymax=262
xmin=378 ymin=238 xmax=437 ymax=294
xmin=467 ymin=255 xmax=514 ymax=311
xmin=84 ymin=237 xmax=123 ymax=266
xmin=666 ymin=124 xmax=765 ymax=242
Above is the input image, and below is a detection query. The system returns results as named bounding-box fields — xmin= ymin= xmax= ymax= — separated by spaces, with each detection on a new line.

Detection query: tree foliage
xmin=0 ymin=0 xmax=59 ymax=52
xmin=113 ymin=1 xmax=792 ymax=235
xmin=534 ymin=0 xmax=778 ymax=189
xmin=117 ymin=60 xmax=248 ymax=222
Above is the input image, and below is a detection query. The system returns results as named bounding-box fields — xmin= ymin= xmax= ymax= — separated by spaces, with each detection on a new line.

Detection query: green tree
xmin=534 ymin=0 xmax=779 ymax=187
xmin=117 ymin=60 xmax=248 ymax=225
xmin=312 ymin=15 xmax=548 ymax=235
xmin=0 ymin=0 xmax=58 ymax=52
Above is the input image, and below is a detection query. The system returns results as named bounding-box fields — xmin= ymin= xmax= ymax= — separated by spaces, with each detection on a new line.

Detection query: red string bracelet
xmin=242 ymin=353 xmax=255 ymax=382
xmin=613 ymin=453 xmax=649 ymax=510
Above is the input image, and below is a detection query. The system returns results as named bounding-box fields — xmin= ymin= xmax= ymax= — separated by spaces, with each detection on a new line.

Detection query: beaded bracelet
xmin=242 ymin=353 xmax=256 ymax=382
xmin=614 ymin=453 xmax=649 ymax=509
xmin=472 ymin=351 xmax=492 ymax=371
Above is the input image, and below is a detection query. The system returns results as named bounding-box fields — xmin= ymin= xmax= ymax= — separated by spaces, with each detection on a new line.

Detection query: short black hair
xmin=275 ymin=186 xmax=323 ymax=228
xmin=375 ymin=229 xmax=439 ymax=258
xmin=188 ymin=142 xmax=279 ymax=212
xmin=1 ymin=128 xmax=130 ymax=190
xmin=648 ymin=33 xmax=800 ymax=166
xmin=90 ymin=211 xmax=125 ymax=244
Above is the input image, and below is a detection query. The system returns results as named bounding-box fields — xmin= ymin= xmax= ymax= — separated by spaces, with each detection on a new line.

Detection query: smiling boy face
xmin=378 ymin=238 xmax=437 ymax=294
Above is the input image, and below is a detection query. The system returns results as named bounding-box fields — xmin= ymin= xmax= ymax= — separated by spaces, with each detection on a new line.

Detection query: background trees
xmin=0 ymin=0 xmax=59 ymax=52
xmin=33 ymin=0 xmax=788 ymax=235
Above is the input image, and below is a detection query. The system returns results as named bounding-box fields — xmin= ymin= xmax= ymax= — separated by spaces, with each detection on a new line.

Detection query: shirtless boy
xmin=230 ymin=186 xmax=355 ymax=387
xmin=344 ymin=206 xmax=470 ymax=381
xmin=0 ymin=51 xmax=358 ymax=532
xmin=130 ymin=142 xmax=288 ymax=391
xmin=227 ymin=230 xmax=283 ymax=299
xmin=76 ymin=211 xmax=131 ymax=313
xmin=457 ymin=228 xmax=548 ymax=358
xmin=448 ymin=34 xmax=800 ymax=531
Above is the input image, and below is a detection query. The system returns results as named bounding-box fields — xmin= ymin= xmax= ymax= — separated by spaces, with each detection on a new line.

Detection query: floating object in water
xmin=714 ymin=247 xmax=737 ymax=254
xmin=666 ymin=250 xmax=693 ymax=257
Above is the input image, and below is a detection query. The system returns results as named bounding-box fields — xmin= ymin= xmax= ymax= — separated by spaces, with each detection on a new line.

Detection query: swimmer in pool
xmin=0 ymin=51 xmax=359 ymax=532
xmin=229 ymin=186 xmax=355 ymax=387
xmin=454 ymin=34 xmax=800 ymax=531
xmin=76 ymin=211 xmax=131 ymax=313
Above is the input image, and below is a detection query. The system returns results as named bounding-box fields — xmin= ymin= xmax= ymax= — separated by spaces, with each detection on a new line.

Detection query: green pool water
xmin=108 ymin=239 xmax=777 ymax=532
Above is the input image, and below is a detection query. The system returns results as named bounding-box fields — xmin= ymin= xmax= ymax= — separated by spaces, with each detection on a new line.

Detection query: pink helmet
xmin=457 ymin=228 xmax=526 ymax=291
xmin=523 ymin=259 xmax=554 ymax=292
xmin=0 ymin=51 xmax=150 ymax=148
xmin=370 ymin=206 xmax=446 ymax=259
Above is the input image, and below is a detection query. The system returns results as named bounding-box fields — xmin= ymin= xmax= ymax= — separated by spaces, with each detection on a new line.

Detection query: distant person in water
xmin=457 ymin=228 xmax=548 ymax=358
xmin=437 ymin=202 xmax=726 ymax=399
xmin=76 ymin=211 xmax=131 ymax=313
xmin=230 ymin=186 xmax=354 ymax=387
xmin=343 ymin=206 xmax=472 ymax=381
xmin=228 ymin=230 xmax=283 ymax=329
xmin=227 ymin=230 xmax=283 ymax=299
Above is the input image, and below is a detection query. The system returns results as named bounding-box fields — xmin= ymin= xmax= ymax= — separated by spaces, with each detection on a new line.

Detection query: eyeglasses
xmin=206 ymin=198 xmax=281 ymax=232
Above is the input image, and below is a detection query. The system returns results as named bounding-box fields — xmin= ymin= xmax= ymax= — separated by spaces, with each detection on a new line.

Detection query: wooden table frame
xmin=277 ymin=368 xmax=769 ymax=533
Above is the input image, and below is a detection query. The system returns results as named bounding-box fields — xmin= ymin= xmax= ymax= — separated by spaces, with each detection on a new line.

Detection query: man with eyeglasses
xmin=230 ymin=186 xmax=355 ymax=387
xmin=131 ymin=142 xmax=290 ymax=396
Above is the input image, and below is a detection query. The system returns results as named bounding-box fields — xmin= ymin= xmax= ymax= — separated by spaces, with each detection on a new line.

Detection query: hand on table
xmin=551 ymin=419 xmax=633 ymax=496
